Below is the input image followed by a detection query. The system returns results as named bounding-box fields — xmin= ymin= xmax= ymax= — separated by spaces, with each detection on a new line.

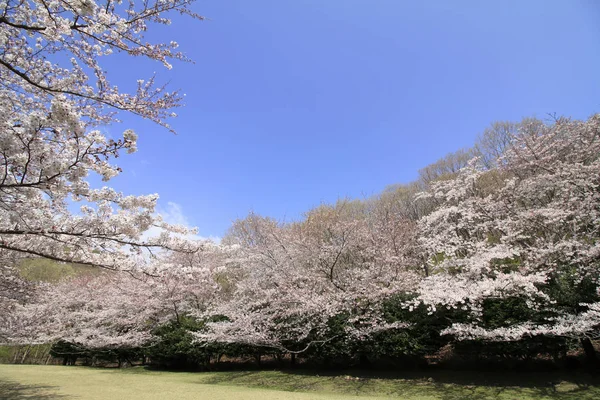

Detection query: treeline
xmin=4 ymin=114 xmax=600 ymax=371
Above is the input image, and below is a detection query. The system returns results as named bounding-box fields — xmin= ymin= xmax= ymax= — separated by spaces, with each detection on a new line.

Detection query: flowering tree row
xmin=6 ymin=114 xmax=598 ymax=368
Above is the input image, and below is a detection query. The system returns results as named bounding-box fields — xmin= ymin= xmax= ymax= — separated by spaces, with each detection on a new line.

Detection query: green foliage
xmin=17 ymin=258 xmax=100 ymax=283
xmin=303 ymin=313 xmax=355 ymax=366
xmin=451 ymin=295 xmax=577 ymax=364
xmin=0 ymin=344 xmax=53 ymax=365
xmin=49 ymin=340 xmax=143 ymax=367
xmin=376 ymin=295 xmax=458 ymax=360
xmin=303 ymin=296 xmax=463 ymax=367
xmin=545 ymin=266 xmax=600 ymax=313
xmin=146 ymin=316 xmax=213 ymax=369
xmin=453 ymin=336 xmax=576 ymax=364
xmin=0 ymin=345 xmax=11 ymax=361
xmin=481 ymin=297 xmax=535 ymax=328
xmin=50 ymin=340 xmax=90 ymax=365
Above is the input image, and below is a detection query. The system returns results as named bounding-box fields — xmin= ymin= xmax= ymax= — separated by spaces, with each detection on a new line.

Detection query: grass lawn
xmin=1 ymin=365 xmax=599 ymax=399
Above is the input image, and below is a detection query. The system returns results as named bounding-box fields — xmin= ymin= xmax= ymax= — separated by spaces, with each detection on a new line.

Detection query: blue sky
xmin=104 ymin=0 xmax=600 ymax=239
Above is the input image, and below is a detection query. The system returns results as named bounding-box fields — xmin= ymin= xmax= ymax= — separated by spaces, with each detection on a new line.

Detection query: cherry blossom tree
xmin=8 ymin=242 xmax=223 ymax=351
xmin=196 ymin=203 xmax=419 ymax=355
xmin=0 ymin=0 xmax=202 ymax=273
xmin=414 ymin=115 xmax=600 ymax=359
xmin=195 ymin=214 xmax=339 ymax=354
xmin=0 ymin=263 xmax=35 ymax=343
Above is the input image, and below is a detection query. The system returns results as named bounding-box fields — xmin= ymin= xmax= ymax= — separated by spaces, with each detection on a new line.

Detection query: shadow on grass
xmin=200 ymin=368 xmax=600 ymax=399
xmin=0 ymin=380 xmax=69 ymax=400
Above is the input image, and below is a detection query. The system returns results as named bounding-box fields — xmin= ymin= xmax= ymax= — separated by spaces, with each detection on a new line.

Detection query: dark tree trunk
xmin=291 ymin=353 xmax=296 ymax=367
xmin=581 ymin=338 xmax=599 ymax=367
xmin=118 ymin=357 xmax=132 ymax=368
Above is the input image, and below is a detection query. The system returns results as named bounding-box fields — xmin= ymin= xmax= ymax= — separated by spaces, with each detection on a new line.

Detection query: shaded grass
xmin=1 ymin=365 xmax=599 ymax=399
xmin=198 ymin=369 xmax=600 ymax=400
xmin=0 ymin=380 xmax=69 ymax=400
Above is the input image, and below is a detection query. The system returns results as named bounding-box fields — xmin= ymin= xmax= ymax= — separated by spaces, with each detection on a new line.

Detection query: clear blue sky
xmin=104 ymin=0 xmax=600 ymax=239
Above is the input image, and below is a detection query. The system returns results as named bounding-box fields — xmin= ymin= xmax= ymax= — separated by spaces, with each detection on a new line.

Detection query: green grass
xmin=1 ymin=365 xmax=599 ymax=399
